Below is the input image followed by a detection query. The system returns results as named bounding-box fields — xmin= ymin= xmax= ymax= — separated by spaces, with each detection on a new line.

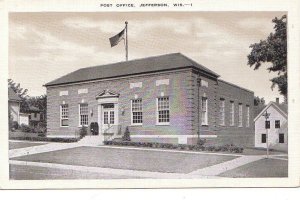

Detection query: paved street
xmin=9 ymin=140 xmax=288 ymax=179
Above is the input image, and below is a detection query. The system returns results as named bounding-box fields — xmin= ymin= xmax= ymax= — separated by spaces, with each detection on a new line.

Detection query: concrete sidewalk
xmin=189 ymin=155 xmax=264 ymax=176
xmin=9 ymin=142 xmax=81 ymax=158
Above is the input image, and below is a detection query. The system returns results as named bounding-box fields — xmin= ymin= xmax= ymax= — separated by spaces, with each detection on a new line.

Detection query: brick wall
xmin=190 ymin=76 xmax=254 ymax=147
xmin=47 ymin=68 xmax=255 ymax=147
xmin=46 ymin=69 xmax=193 ymax=138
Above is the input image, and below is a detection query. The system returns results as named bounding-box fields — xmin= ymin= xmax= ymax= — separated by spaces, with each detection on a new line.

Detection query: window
xmin=246 ymin=105 xmax=250 ymax=127
xmin=34 ymin=113 xmax=37 ymax=118
xmin=275 ymin=120 xmax=280 ymax=128
xmin=219 ymin=99 xmax=225 ymax=125
xmin=238 ymin=104 xmax=243 ymax=127
xmin=201 ymin=97 xmax=208 ymax=125
xmin=132 ymin=99 xmax=143 ymax=124
xmin=29 ymin=115 xmax=31 ymax=120
xmin=104 ymin=111 xmax=109 ymax=124
xmin=110 ymin=111 xmax=115 ymax=124
xmin=261 ymin=134 xmax=266 ymax=143
xmin=60 ymin=104 xmax=69 ymax=126
xmin=279 ymin=133 xmax=284 ymax=143
xmin=265 ymin=121 xmax=270 ymax=129
xmin=229 ymin=101 xmax=234 ymax=126
xmin=79 ymin=103 xmax=88 ymax=126
xmin=157 ymin=97 xmax=170 ymax=124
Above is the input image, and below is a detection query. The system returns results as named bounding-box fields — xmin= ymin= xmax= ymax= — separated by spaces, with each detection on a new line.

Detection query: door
xmin=101 ymin=103 xmax=115 ymax=133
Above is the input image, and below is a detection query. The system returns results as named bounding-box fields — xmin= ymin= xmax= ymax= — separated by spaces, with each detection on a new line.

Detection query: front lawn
xmin=12 ymin=146 xmax=236 ymax=173
xmin=219 ymin=158 xmax=288 ymax=177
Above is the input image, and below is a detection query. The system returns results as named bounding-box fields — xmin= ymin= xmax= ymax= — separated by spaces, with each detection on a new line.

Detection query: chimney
xmin=276 ymin=98 xmax=280 ymax=104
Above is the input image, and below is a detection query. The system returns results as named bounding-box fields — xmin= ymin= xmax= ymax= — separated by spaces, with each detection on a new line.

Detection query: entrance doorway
xmin=101 ymin=103 xmax=115 ymax=133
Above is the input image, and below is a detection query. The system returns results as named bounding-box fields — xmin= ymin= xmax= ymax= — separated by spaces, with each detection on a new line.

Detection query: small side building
xmin=254 ymin=99 xmax=288 ymax=152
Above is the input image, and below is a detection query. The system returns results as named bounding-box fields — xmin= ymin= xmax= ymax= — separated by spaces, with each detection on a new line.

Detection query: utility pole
xmin=262 ymin=110 xmax=270 ymax=158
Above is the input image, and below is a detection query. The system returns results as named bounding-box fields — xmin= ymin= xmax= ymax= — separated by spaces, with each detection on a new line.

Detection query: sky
xmin=9 ymin=12 xmax=286 ymax=102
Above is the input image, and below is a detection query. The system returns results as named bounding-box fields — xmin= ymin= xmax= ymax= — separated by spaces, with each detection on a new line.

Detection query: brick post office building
xmin=45 ymin=53 xmax=254 ymax=146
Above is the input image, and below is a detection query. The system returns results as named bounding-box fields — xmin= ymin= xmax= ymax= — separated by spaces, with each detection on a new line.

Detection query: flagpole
xmin=125 ymin=21 xmax=128 ymax=61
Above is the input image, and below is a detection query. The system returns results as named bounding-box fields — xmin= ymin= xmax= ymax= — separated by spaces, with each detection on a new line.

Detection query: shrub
xmin=20 ymin=124 xmax=31 ymax=132
xmin=102 ymin=140 xmax=243 ymax=153
xmin=122 ymin=126 xmax=131 ymax=141
xmin=197 ymin=138 xmax=206 ymax=146
xmin=12 ymin=121 xmax=19 ymax=130
xmin=79 ymin=126 xmax=87 ymax=138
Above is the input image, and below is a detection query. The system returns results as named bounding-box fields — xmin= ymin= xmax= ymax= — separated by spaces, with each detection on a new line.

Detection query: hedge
xmin=103 ymin=141 xmax=244 ymax=153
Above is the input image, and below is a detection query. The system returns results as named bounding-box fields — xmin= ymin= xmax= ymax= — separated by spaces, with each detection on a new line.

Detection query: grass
xmin=9 ymin=141 xmax=47 ymax=150
xmin=12 ymin=146 xmax=236 ymax=173
xmin=219 ymin=158 xmax=288 ymax=177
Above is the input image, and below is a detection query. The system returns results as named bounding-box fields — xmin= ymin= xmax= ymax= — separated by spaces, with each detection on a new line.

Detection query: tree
xmin=8 ymin=79 xmax=47 ymax=122
xmin=254 ymin=96 xmax=265 ymax=106
xmin=247 ymin=15 xmax=287 ymax=99
xmin=8 ymin=79 xmax=28 ymax=99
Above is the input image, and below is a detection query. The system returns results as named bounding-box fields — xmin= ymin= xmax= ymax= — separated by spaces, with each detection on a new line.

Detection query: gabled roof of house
xmin=8 ymin=87 xmax=22 ymax=102
xmin=254 ymin=101 xmax=288 ymax=122
xmin=45 ymin=53 xmax=220 ymax=87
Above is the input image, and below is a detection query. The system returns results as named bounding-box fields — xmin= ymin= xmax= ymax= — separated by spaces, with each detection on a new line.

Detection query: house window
xmin=157 ymin=97 xmax=170 ymax=124
xmin=201 ymin=97 xmax=208 ymax=125
xmin=275 ymin=120 xmax=280 ymax=128
xmin=60 ymin=104 xmax=69 ymax=127
xmin=29 ymin=115 xmax=31 ymax=120
xmin=265 ymin=121 xmax=270 ymax=129
xmin=79 ymin=103 xmax=88 ymax=126
xmin=261 ymin=134 xmax=266 ymax=143
xmin=246 ymin=105 xmax=250 ymax=127
xmin=132 ymin=99 xmax=143 ymax=124
xmin=238 ymin=104 xmax=243 ymax=127
xmin=279 ymin=133 xmax=284 ymax=143
xmin=34 ymin=113 xmax=37 ymax=118
xmin=229 ymin=101 xmax=234 ymax=126
xmin=219 ymin=99 xmax=225 ymax=125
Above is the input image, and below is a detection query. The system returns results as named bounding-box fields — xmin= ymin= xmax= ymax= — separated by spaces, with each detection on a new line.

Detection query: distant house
xmin=25 ymin=105 xmax=42 ymax=127
xmin=45 ymin=53 xmax=254 ymax=146
xmin=8 ymin=87 xmax=22 ymax=123
xmin=254 ymin=98 xmax=288 ymax=152
xmin=8 ymin=87 xmax=29 ymax=126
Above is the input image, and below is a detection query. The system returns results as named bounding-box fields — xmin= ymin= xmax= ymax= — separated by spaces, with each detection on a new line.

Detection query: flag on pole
xmin=109 ymin=28 xmax=125 ymax=47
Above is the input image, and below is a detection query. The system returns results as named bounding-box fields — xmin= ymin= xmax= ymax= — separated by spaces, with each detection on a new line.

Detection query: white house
xmin=254 ymin=99 xmax=288 ymax=152
xmin=8 ymin=87 xmax=29 ymax=126
xmin=8 ymin=87 xmax=22 ymax=124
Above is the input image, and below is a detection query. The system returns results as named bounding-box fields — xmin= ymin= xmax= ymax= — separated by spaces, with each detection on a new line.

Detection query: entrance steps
xmin=78 ymin=135 xmax=104 ymax=146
